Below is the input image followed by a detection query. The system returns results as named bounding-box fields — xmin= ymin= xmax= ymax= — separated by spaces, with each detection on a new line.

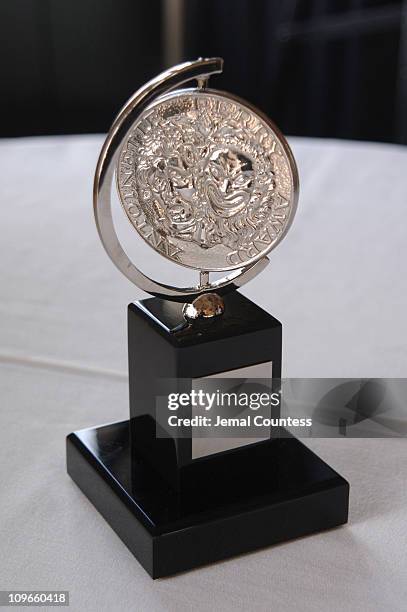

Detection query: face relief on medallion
xmin=117 ymin=90 xmax=297 ymax=271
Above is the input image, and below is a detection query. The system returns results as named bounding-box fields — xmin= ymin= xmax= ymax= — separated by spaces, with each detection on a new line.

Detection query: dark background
xmin=0 ymin=0 xmax=406 ymax=143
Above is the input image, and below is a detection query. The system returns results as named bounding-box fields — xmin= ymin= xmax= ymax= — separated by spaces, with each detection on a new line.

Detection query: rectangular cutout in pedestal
xmin=192 ymin=361 xmax=273 ymax=459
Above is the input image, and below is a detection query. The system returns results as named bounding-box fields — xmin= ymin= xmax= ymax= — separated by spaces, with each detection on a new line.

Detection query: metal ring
xmin=93 ymin=58 xmax=269 ymax=302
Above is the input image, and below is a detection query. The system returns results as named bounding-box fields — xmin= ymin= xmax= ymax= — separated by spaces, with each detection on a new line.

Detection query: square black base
xmin=67 ymin=421 xmax=349 ymax=579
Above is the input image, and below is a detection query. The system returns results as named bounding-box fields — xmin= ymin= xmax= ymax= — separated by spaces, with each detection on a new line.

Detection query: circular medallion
xmin=117 ymin=89 xmax=298 ymax=271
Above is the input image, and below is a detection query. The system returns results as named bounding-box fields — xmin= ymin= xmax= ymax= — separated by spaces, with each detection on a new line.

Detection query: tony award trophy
xmin=67 ymin=58 xmax=349 ymax=578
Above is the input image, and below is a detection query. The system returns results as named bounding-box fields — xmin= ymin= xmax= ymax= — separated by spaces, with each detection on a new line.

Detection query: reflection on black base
xmin=66 ymin=420 xmax=349 ymax=579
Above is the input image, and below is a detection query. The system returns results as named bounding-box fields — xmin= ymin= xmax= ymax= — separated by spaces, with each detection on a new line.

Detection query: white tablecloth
xmin=0 ymin=135 xmax=406 ymax=611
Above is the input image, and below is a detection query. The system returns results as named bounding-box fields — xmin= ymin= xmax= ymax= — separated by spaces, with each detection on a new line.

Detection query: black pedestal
xmin=67 ymin=420 xmax=349 ymax=579
xmin=67 ymin=291 xmax=349 ymax=578
xmin=128 ymin=291 xmax=282 ymax=491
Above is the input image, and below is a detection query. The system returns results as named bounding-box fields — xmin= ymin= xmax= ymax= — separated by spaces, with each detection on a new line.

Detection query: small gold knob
xmin=183 ymin=293 xmax=225 ymax=321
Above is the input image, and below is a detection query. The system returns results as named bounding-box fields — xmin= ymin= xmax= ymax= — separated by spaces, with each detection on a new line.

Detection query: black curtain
xmin=0 ymin=0 xmax=163 ymax=136
xmin=0 ymin=0 xmax=404 ymax=142
xmin=184 ymin=0 xmax=404 ymax=143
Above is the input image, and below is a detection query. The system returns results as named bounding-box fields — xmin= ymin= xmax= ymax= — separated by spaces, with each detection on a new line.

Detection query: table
xmin=0 ymin=135 xmax=406 ymax=611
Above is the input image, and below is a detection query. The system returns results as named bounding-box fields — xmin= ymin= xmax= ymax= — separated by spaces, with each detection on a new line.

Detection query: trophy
xmin=67 ymin=58 xmax=349 ymax=578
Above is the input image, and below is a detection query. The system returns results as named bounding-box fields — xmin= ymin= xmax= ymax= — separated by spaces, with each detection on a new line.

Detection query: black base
xmin=67 ymin=421 xmax=349 ymax=579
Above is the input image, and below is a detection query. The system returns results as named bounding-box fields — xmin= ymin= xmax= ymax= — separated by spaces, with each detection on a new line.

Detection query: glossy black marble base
xmin=66 ymin=420 xmax=349 ymax=579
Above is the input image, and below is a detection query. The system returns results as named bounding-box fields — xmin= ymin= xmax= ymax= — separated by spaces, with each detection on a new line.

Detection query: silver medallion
xmin=94 ymin=58 xmax=299 ymax=301
xmin=117 ymin=90 xmax=297 ymax=271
